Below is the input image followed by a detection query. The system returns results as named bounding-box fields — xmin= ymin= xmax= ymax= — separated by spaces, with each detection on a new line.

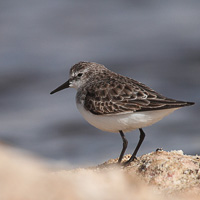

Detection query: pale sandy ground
xmin=0 ymin=146 xmax=200 ymax=200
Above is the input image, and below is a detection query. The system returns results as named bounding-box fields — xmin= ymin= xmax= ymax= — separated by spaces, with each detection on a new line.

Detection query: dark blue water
xmin=0 ymin=0 xmax=199 ymax=168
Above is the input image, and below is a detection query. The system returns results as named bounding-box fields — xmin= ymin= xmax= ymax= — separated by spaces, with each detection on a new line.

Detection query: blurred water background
xmin=0 ymin=0 xmax=199 ymax=168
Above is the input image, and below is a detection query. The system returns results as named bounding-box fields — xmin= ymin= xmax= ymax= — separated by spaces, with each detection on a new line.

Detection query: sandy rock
xmin=100 ymin=150 xmax=200 ymax=192
xmin=0 ymin=146 xmax=199 ymax=200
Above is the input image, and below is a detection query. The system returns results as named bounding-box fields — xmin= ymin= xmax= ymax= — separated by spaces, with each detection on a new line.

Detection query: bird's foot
xmin=122 ymin=156 xmax=137 ymax=167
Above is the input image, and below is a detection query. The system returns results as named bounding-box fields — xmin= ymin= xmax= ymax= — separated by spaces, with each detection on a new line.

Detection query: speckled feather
xmin=73 ymin=62 xmax=193 ymax=115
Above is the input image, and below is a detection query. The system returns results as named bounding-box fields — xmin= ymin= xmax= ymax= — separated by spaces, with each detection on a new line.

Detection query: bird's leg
xmin=118 ymin=130 xmax=128 ymax=163
xmin=124 ymin=128 xmax=145 ymax=165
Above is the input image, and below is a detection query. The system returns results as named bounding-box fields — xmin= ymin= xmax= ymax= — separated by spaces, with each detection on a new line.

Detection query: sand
xmin=0 ymin=146 xmax=199 ymax=200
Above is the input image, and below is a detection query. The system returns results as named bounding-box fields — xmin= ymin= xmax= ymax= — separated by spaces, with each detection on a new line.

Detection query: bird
xmin=50 ymin=61 xmax=194 ymax=165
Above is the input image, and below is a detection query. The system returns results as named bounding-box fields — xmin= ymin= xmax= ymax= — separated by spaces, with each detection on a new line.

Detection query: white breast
xmin=76 ymin=103 xmax=179 ymax=133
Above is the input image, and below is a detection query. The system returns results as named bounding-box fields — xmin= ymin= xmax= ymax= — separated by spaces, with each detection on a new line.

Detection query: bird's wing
xmin=84 ymin=77 xmax=190 ymax=115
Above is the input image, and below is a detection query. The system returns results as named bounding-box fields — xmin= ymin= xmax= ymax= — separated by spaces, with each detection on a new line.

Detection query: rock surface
xmin=0 ymin=146 xmax=200 ymax=200
xmin=98 ymin=150 xmax=200 ymax=197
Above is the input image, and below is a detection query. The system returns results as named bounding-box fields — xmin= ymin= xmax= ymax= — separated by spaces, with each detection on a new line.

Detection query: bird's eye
xmin=77 ymin=73 xmax=83 ymax=77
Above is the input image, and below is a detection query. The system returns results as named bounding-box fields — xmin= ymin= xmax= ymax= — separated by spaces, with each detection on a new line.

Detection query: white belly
xmin=76 ymin=103 xmax=179 ymax=133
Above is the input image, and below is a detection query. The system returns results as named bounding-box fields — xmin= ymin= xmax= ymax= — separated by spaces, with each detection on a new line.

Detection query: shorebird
xmin=50 ymin=62 xmax=194 ymax=165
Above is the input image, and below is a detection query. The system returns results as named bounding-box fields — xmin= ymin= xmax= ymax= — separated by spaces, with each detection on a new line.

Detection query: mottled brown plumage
xmin=72 ymin=62 xmax=194 ymax=115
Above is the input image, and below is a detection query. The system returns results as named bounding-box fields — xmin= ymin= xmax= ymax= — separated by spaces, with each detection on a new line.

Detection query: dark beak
xmin=50 ymin=80 xmax=70 ymax=94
